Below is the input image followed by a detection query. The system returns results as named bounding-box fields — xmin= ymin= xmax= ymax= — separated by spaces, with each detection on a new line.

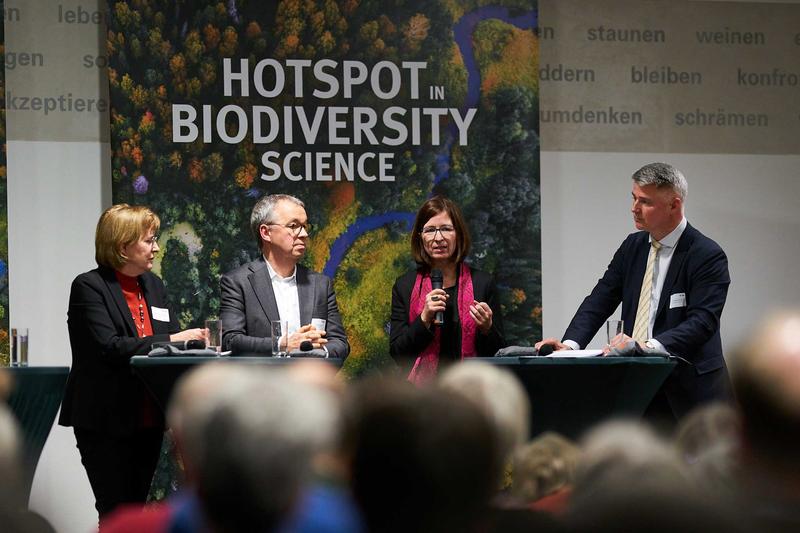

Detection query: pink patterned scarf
xmin=407 ymin=262 xmax=477 ymax=385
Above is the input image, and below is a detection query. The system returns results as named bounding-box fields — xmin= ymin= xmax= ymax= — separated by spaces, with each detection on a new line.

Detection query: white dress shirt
xmin=265 ymin=257 xmax=301 ymax=335
xmin=643 ymin=217 xmax=687 ymax=350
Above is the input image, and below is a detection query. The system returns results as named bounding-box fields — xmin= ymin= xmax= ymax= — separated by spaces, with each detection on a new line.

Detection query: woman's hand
xmin=170 ymin=328 xmax=207 ymax=342
xmin=421 ymin=289 xmax=448 ymax=328
xmin=469 ymin=300 xmax=493 ymax=334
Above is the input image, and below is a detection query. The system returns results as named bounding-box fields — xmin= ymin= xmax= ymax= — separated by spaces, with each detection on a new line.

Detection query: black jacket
xmin=59 ymin=266 xmax=179 ymax=434
xmin=390 ymin=266 xmax=505 ymax=372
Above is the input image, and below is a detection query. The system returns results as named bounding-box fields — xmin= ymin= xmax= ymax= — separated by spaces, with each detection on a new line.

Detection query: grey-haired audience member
xmin=511 ymin=432 xmax=580 ymax=505
xmin=192 ymin=366 xmax=340 ymax=531
xmin=439 ymin=361 xmax=530 ymax=467
xmin=566 ymin=419 xmax=749 ymax=533
xmin=674 ymin=402 xmax=740 ymax=499
xmin=730 ymin=310 xmax=800 ymax=531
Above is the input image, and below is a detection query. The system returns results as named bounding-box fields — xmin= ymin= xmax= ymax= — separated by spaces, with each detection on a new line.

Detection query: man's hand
xmin=534 ymin=338 xmax=571 ymax=352
xmin=603 ymin=333 xmax=644 ymax=355
xmin=286 ymin=324 xmax=328 ymax=351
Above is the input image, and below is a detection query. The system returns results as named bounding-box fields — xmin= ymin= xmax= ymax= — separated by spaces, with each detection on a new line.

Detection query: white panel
xmin=541 ymin=151 xmax=800 ymax=351
xmin=8 ymin=140 xmax=110 ymax=532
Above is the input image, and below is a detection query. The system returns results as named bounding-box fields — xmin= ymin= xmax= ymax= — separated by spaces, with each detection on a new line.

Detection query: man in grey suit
xmin=220 ymin=194 xmax=350 ymax=357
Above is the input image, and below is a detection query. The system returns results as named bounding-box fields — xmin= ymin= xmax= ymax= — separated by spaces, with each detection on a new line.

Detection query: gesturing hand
xmin=469 ymin=300 xmax=493 ymax=334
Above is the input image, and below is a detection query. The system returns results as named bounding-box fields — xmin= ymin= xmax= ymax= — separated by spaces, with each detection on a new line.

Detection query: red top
xmin=115 ymin=270 xmax=160 ymax=427
xmin=115 ymin=271 xmax=154 ymax=337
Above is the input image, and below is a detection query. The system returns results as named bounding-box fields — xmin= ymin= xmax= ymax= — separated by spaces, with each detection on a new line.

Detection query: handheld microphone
xmin=151 ymin=339 xmax=206 ymax=351
xmin=537 ymin=344 xmax=555 ymax=357
xmin=430 ymin=269 xmax=444 ymax=326
xmin=300 ymin=340 xmax=314 ymax=351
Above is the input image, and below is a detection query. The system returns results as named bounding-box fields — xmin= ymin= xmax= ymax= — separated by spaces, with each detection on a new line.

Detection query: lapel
xmin=248 ymin=260 xmax=280 ymax=321
xmin=99 ymin=266 xmax=137 ymax=337
xmin=655 ymin=224 xmax=694 ymax=320
xmin=296 ymin=265 xmax=313 ymax=325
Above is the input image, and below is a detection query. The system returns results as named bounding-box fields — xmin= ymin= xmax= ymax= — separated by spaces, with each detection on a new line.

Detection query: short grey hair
xmin=632 ymin=162 xmax=688 ymax=201
xmin=439 ymin=361 xmax=530 ymax=463
xmin=177 ymin=365 xmax=339 ymax=531
xmin=250 ymin=194 xmax=305 ymax=248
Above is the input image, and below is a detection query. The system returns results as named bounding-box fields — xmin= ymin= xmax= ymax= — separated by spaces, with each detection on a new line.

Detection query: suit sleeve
xmin=320 ymin=277 xmax=350 ymax=359
xmin=68 ymin=275 xmax=171 ymax=365
xmin=654 ymin=247 xmax=730 ymax=360
xmin=562 ymin=240 xmax=628 ymax=348
xmin=475 ymin=274 xmax=506 ymax=356
xmin=219 ymin=273 xmax=273 ymax=354
xmin=389 ymin=277 xmax=434 ymax=365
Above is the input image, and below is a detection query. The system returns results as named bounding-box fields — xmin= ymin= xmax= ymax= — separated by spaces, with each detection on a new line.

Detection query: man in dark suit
xmin=220 ymin=194 xmax=349 ymax=357
xmin=536 ymin=163 xmax=731 ymax=420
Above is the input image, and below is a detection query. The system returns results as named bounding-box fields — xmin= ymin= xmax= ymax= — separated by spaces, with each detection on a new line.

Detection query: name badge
xmin=669 ymin=293 xmax=686 ymax=309
xmin=151 ymin=306 xmax=170 ymax=322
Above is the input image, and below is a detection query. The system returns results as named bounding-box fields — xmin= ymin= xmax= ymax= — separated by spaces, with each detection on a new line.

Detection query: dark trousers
xmin=74 ymin=427 xmax=164 ymax=518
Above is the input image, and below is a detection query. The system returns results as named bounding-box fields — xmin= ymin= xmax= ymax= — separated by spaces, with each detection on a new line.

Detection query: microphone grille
xmin=538 ymin=344 xmax=555 ymax=356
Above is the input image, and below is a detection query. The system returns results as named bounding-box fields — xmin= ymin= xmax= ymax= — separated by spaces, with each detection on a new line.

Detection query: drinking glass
xmin=205 ymin=319 xmax=222 ymax=354
xmin=606 ymin=319 xmax=624 ymax=346
xmin=271 ymin=320 xmax=288 ymax=357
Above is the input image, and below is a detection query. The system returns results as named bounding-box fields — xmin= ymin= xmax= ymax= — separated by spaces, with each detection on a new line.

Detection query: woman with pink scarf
xmin=390 ymin=196 xmax=505 ymax=384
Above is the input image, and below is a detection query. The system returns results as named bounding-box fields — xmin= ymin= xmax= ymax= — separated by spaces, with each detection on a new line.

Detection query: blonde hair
xmin=95 ymin=204 xmax=160 ymax=269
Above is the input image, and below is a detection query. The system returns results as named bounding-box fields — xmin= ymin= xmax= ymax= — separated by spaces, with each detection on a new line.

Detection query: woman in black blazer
xmin=390 ymin=196 xmax=505 ymax=383
xmin=59 ymin=204 xmax=206 ymax=519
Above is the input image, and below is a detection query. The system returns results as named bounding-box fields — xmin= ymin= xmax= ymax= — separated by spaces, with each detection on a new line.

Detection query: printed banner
xmin=107 ymin=0 xmax=542 ymax=373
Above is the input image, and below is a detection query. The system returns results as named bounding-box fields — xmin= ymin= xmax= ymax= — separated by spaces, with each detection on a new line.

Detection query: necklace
xmin=136 ymin=288 xmax=145 ymax=335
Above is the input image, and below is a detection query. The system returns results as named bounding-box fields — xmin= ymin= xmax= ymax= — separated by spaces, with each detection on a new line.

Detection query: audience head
xmin=571 ymin=420 xmax=687 ymax=506
xmin=343 ymin=378 xmax=498 ymax=533
xmin=511 ymin=432 xmax=580 ymax=503
xmin=0 ymin=404 xmax=22 ymax=509
xmin=439 ymin=361 xmax=530 ymax=465
xmin=566 ymin=419 xmax=746 ymax=533
xmin=0 ymin=370 xmax=12 ymax=402
xmin=167 ymin=362 xmax=257 ymax=477
xmin=674 ymin=402 xmax=740 ymax=498
xmin=410 ymin=195 xmax=471 ymax=268
xmin=94 ymin=204 xmax=160 ymax=270
xmin=168 ymin=363 xmax=340 ymax=532
xmin=730 ymin=310 xmax=800 ymax=484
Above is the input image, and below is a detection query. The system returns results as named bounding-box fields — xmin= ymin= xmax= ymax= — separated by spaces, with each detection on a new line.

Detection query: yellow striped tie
xmin=632 ymin=240 xmax=662 ymax=342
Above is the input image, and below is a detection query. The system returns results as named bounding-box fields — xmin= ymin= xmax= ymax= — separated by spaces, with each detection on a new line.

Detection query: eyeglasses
xmin=269 ymin=222 xmax=312 ymax=236
xmin=420 ymin=225 xmax=455 ymax=239
xmin=143 ymin=236 xmax=159 ymax=248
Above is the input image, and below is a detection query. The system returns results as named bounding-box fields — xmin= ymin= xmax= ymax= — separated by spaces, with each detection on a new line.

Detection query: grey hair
xmin=632 ymin=162 xmax=688 ymax=201
xmin=183 ymin=366 xmax=340 ymax=530
xmin=439 ymin=361 xmax=530 ymax=463
xmin=250 ymin=194 xmax=305 ymax=248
